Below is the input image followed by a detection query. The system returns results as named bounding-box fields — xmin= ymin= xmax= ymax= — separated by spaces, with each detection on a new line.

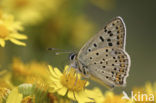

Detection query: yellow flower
xmin=12 ymin=58 xmax=49 ymax=86
xmin=0 ymin=87 xmax=10 ymax=103
xmin=103 ymin=91 xmax=133 ymax=103
xmin=1 ymin=0 xmax=64 ymax=25
xmin=48 ymin=65 xmax=95 ymax=103
xmin=0 ymin=11 xmax=27 ymax=47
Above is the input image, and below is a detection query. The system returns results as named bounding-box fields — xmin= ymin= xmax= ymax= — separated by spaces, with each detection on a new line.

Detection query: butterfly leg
xmin=65 ymin=65 xmax=72 ymax=76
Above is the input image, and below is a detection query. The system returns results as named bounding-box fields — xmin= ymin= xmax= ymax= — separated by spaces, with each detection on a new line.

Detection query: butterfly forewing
xmin=78 ymin=17 xmax=126 ymax=60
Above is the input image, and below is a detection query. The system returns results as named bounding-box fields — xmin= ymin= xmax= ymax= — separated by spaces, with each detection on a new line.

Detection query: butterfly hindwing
xmin=78 ymin=47 xmax=130 ymax=88
xmin=78 ymin=17 xmax=126 ymax=60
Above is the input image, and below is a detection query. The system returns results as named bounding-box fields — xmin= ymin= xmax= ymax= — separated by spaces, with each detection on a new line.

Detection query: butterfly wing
xmin=78 ymin=16 xmax=126 ymax=60
xmin=78 ymin=47 xmax=130 ymax=88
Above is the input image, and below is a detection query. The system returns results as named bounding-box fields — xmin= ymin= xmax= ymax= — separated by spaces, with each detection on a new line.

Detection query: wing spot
xmin=106 ymin=54 xmax=108 ymax=57
xmin=93 ymin=43 xmax=97 ymax=47
xmin=106 ymin=49 xmax=108 ymax=52
xmin=119 ymin=81 xmax=123 ymax=85
xmin=114 ymin=68 xmax=117 ymax=70
xmin=107 ymin=39 xmax=111 ymax=42
xmin=90 ymin=57 xmax=92 ymax=59
xmin=103 ymin=59 xmax=105 ymax=61
xmin=88 ymin=49 xmax=91 ymax=52
xmin=112 ymin=64 xmax=115 ymax=66
xmin=94 ymin=62 xmax=96 ymax=64
xmin=115 ymin=60 xmax=118 ymax=62
xmin=113 ymin=57 xmax=116 ymax=59
xmin=110 ymin=33 xmax=113 ymax=36
xmin=112 ymin=23 xmax=115 ymax=26
xmin=100 ymin=61 xmax=103 ymax=64
xmin=108 ymin=43 xmax=113 ymax=46
xmin=116 ymin=27 xmax=118 ymax=29
xmin=99 ymin=36 xmax=104 ymax=42
xmin=96 ymin=52 xmax=99 ymax=55
xmin=102 ymin=66 xmax=106 ymax=68
xmin=106 ymin=76 xmax=109 ymax=79
xmin=117 ymin=41 xmax=120 ymax=45
xmin=108 ymin=31 xmax=111 ymax=34
xmin=117 ymin=31 xmax=120 ymax=34
xmin=117 ymin=36 xmax=120 ymax=39
xmin=115 ymin=51 xmax=118 ymax=54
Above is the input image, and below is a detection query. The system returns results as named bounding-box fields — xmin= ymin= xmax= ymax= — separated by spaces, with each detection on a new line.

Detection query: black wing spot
xmin=94 ymin=62 xmax=96 ymax=64
xmin=106 ymin=61 xmax=108 ymax=64
xmin=117 ymin=31 xmax=120 ymax=34
xmin=115 ymin=51 xmax=118 ymax=54
xmin=100 ymin=61 xmax=103 ymax=64
xmin=116 ymin=27 xmax=118 ymax=29
xmin=102 ymin=66 xmax=106 ymax=68
xmin=113 ymin=57 xmax=116 ymax=59
xmin=106 ymin=76 xmax=109 ymax=79
xmin=119 ymin=81 xmax=123 ymax=85
xmin=93 ymin=43 xmax=97 ymax=47
xmin=88 ymin=49 xmax=91 ymax=52
xmin=108 ymin=31 xmax=111 ymax=34
xmin=107 ymin=39 xmax=111 ymax=42
xmin=112 ymin=64 xmax=115 ymax=66
xmin=90 ymin=57 xmax=92 ymax=59
xmin=112 ymin=23 xmax=115 ymax=26
xmin=114 ymin=68 xmax=117 ymax=70
xmin=103 ymin=59 xmax=105 ymax=61
xmin=111 ymin=71 xmax=114 ymax=74
xmin=99 ymin=36 xmax=104 ymax=42
xmin=110 ymin=33 xmax=113 ymax=36
xmin=106 ymin=54 xmax=108 ymax=57
xmin=106 ymin=49 xmax=108 ymax=52
xmin=104 ymin=29 xmax=107 ymax=32
xmin=108 ymin=43 xmax=113 ymax=46
xmin=117 ymin=36 xmax=120 ymax=39
xmin=115 ymin=60 xmax=118 ymax=62
xmin=117 ymin=41 xmax=120 ymax=45
xmin=96 ymin=52 xmax=99 ymax=56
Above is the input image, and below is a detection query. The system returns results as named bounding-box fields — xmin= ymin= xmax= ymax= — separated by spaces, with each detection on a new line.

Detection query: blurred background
xmin=0 ymin=0 xmax=156 ymax=94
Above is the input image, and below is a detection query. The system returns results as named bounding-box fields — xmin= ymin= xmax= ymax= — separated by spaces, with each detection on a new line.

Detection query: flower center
xmin=15 ymin=0 xmax=29 ymax=8
xmin=0 ymin=24 xmax=9 ymax=39
xmin=60 ymin=69 xmax=87 ymax=92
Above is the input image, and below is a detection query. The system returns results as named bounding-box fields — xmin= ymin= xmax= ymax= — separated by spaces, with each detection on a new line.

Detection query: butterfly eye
xmin=69 ymin=53 xmax=76 ymax=60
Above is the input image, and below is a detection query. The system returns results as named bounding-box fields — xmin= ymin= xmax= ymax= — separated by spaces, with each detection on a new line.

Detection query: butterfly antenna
xmin=48 ymin=48 xmax=74 ymax=55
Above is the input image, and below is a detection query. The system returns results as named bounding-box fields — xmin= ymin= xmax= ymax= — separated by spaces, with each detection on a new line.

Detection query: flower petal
xmin=57 ymin=87 xmax=67 ymax=96
xmin=0 ymin=39 xmax=5 ymax=47
xmin=75 ymin=91 xmax=94 ymax=103
xmin=10 ymin=33 xmax=27 ymax=39
xmin=9 ymin=38 xmax=26 ymax=46
xmin=54 ymin=67 xmax=62 ymax=76
xmin=48 ymin=65 xmax=60 ymax=78
xmin=67 ymin=91 xmax=75 ymax=100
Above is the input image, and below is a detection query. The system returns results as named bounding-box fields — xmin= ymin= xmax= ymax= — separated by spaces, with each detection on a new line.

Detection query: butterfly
xmin=69 ymin=16 xmax=131 ymax=88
